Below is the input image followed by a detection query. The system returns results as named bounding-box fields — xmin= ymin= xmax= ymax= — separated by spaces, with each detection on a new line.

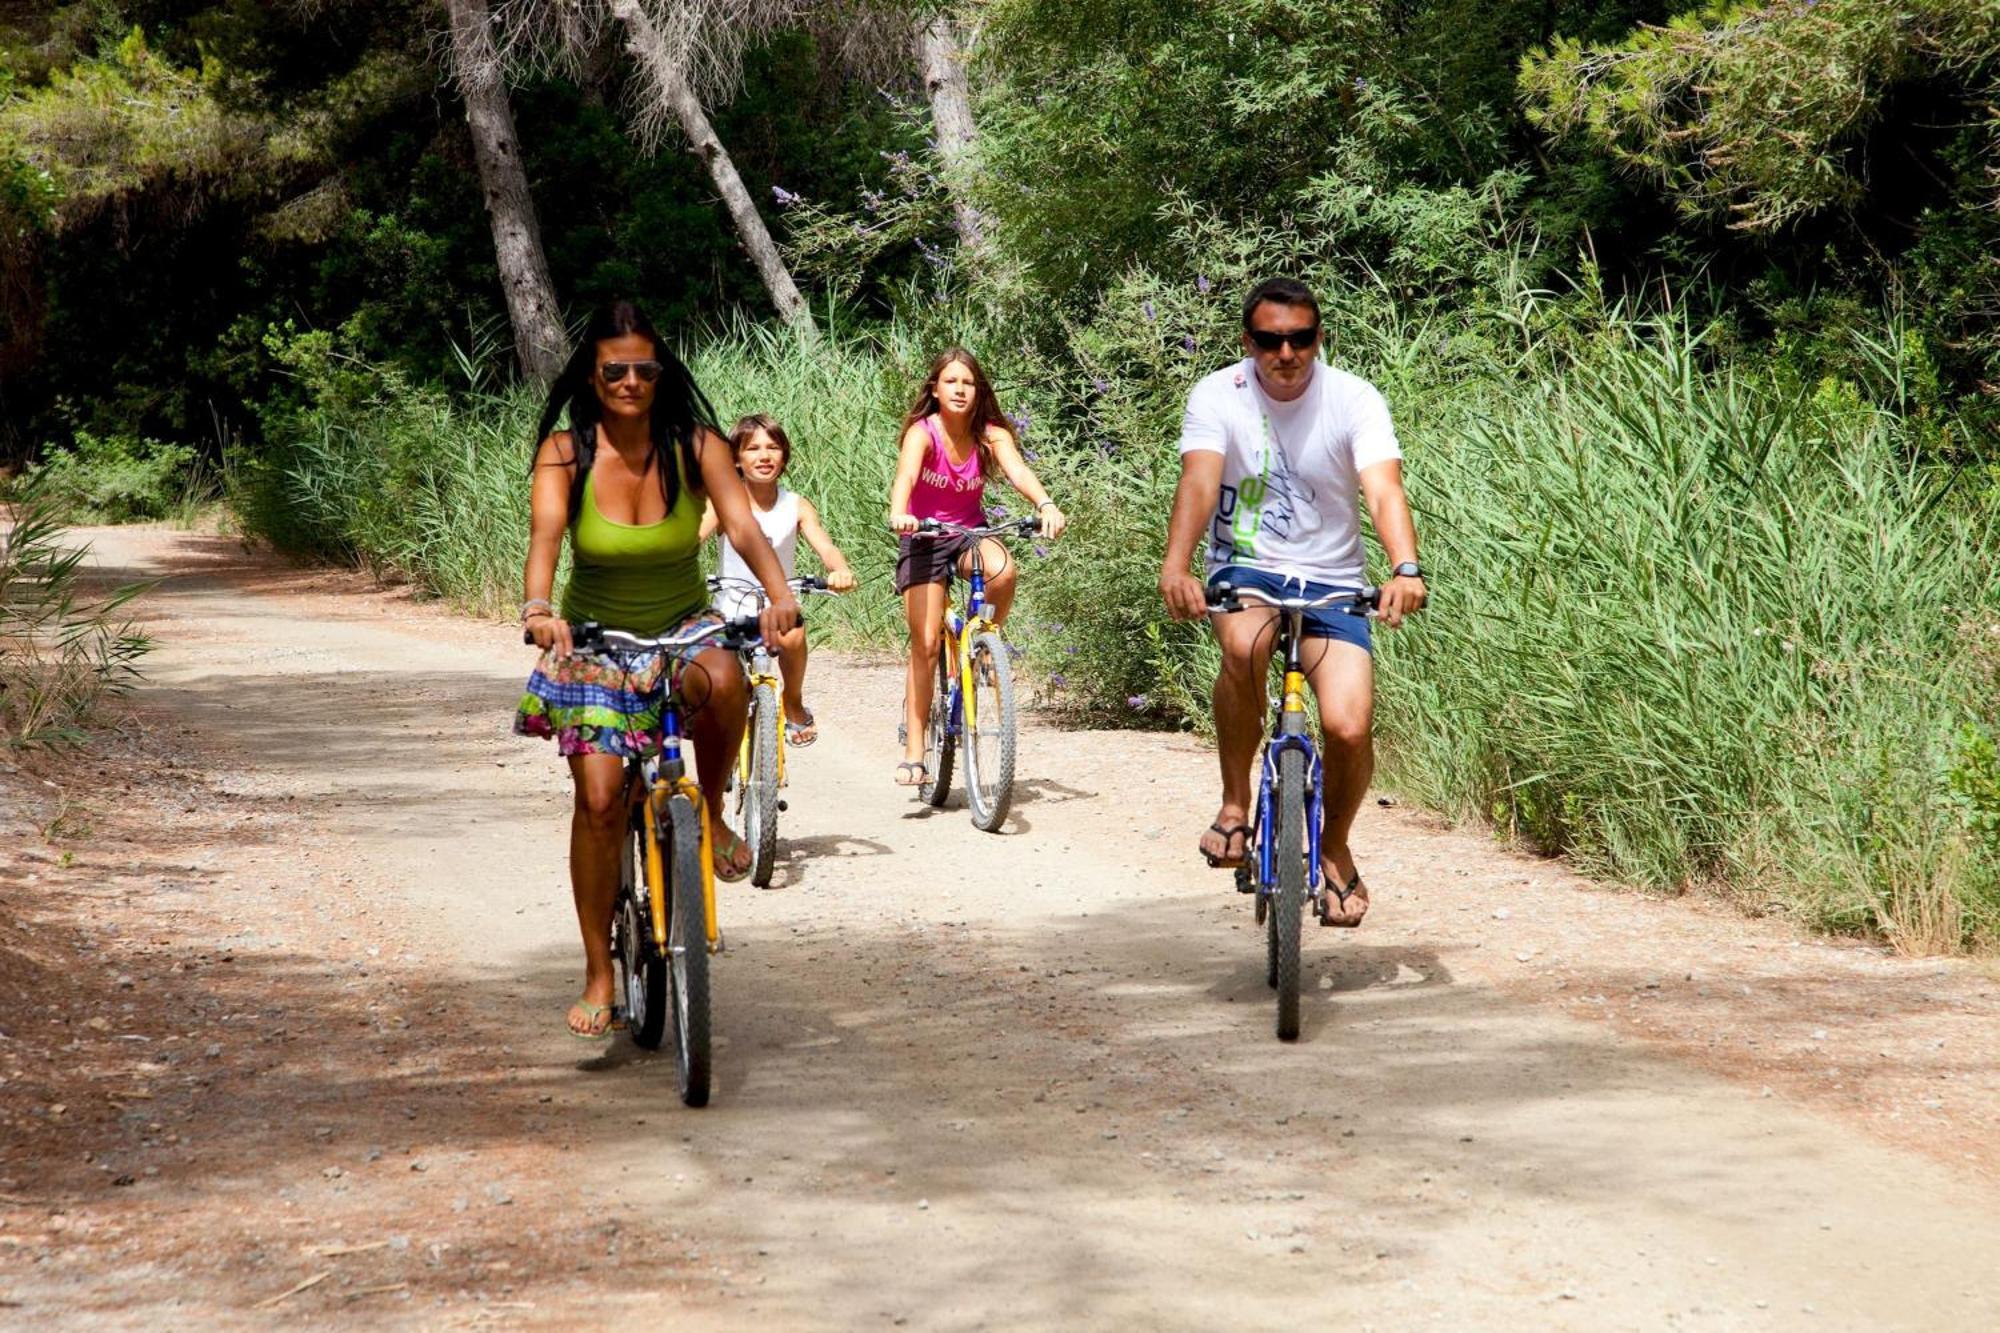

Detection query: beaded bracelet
xmin=521 ymin=597 xmax=554 ymax=622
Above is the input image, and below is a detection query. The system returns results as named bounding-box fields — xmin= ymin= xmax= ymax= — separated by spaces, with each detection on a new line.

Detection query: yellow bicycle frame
xmin=737 ymin=666 xmax=787 ymax=788
xmin=1281 ymin=669 xmax=1309 ymax=718
xmin=952 ymin=611 xmax=999 ymax=733
xmin=641 ymin=777 xmax=722 ymax=956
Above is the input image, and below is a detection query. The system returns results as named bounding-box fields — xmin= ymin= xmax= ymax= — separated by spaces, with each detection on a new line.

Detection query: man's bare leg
xmin=1304 ymin=638 xmax=1375 ymax=925
xmin=1200 ymin=608 xmax=1279 ymax=867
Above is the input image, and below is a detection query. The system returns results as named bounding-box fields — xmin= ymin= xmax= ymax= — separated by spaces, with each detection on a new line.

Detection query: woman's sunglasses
xmin=599 ymin=359 xmax=664 ymax=383
xmin=1247 ymin=326 xmax=1320 ymax=352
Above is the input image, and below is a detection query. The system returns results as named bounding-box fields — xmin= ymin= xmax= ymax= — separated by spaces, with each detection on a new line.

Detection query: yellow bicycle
xmin=537 ymin=617 xmax=759 ymax=1106
xmin=708 ymin=574 xmax=833 ymax=887
xmin=909 ymin=516 xmax=1036 ymax=832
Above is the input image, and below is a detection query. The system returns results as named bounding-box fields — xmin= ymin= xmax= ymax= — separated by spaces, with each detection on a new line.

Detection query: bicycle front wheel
xmin=666 ymin=793 xmax=712 ymax=1106
xmin=743 ymin=680 xmax=781 ymax=887
xmin=619 ymin=808 xmax=668 ymax=1049
xmin=920 ymin=640 xmax=956 ymax=808
xmin=962 ymin=632 xmax=1017 ymax=833
xmin=1273 ymin=745 xmax=1306 ymax=1041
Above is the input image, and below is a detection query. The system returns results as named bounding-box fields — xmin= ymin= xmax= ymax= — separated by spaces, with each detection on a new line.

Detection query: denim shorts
xmin=1207 ymin=565 xmax=1373 ymax=654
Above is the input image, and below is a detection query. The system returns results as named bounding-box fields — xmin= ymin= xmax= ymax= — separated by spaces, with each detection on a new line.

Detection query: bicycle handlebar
xmin=1205 ymin=582 xmax=1380 ymax=615
xmin=705 ymin=574 xmax=833 ymax=597
xmin=522 ymin=617 xmax=766 ymax=650
xmin=906 ymin=516 xmax=1040 ymax=540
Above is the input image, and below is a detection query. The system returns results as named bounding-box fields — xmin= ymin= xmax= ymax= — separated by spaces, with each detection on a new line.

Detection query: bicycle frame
xmin=1252 ymin=609 xmax=1328 ymax=908
xmin=634 ymin=665 xmax=720 ymax=954
xmin=917 ymin=519 xmax=1028 ymax=746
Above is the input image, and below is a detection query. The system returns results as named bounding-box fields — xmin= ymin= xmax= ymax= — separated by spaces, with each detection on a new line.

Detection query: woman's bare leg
xmin=566 ymin=752 xmax=628 ymax=1035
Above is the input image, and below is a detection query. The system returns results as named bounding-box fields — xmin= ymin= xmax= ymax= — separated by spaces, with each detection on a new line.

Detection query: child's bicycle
xmin=705 ymin=573 xmax=834 ymax=887
xmin=908 ymin=515 xmax=1037 ymax=832
xmin=1205 ymin=578 xmax=1379 ymax=1042
xmin=526 ymin=615 xmax=762 ymax=1106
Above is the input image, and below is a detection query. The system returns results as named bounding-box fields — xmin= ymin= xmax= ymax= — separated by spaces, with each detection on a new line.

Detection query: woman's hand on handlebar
xmin=1037 ymin=503 xmax=1067 ymax=540
xmin=826 ymin=567 xmax=858 ymax=594
xmin=758 ymin=594 xmax=801 ymax=646
xmin=527 ymin=613 xmax=574 ymax=659
xmin=889 ymin=511 xmax=921 ymax=535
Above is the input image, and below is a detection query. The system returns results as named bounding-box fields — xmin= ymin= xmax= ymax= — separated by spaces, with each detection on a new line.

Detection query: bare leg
xmin=566 ymin=752 xmax=627 ymax=1035
xmin=1199 ymin=608 xmax=1279 ymax=866
xmin=901 ymin=581 xmax=948 ymax=773
xmin=1303 ymin=637 xmax=1376 ymax=925
xmin=682 ymin=646 xmax=751 ymax=877
xmin=774 ymin=625 xmax=813 ymax=735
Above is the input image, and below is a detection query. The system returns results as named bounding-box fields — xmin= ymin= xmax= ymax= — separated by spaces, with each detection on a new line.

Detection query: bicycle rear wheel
xmin=618 ymin=807 xmax=668 ymax=1049
xmin=665 ymin=793 xmax=712 ymax=1106
xmin=919 ymin=640 xmax=956 ymax=808
xmin=962 ymin=632 xmax=1017 ymax=832
xmin=743 ymin=679 xmax=781 ymax=887
xmin=1273 ymin=745 xmax=1306 ymax=1041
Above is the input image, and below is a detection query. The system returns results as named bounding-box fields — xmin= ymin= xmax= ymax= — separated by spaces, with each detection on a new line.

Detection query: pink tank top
xmin=907 ymin=416 xmax=986 ymax=526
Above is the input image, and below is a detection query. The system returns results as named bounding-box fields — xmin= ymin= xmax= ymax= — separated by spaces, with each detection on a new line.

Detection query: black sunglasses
xmin=1246 ymin=326 xmax=1320 ymax=352
xmin=600 ymin=359 xmax=663 ymax=384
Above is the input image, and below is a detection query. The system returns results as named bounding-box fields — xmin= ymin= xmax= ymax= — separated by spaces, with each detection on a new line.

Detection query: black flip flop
xmin=1202 ymin=822 xmax=1252 ymax=869
xmin=1321 ymin=871 xmax=1367 ymax=928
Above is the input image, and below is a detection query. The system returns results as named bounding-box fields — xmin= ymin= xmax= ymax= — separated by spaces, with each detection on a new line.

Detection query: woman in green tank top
xmin=513 ymin=301 xmax=800 ymax=1040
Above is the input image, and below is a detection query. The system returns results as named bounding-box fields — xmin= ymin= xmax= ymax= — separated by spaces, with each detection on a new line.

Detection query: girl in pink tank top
xmin=887 ymin=347 xmax=1069 ymax=786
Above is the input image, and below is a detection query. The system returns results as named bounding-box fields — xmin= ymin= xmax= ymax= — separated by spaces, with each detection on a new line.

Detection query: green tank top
xmin=560 ymin=465 xmax=705 ymax=636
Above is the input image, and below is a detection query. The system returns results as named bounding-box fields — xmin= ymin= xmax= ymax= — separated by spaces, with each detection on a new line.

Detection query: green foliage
xmin=20 ymin=430 xmax=195 ymax=522
xmin=0 ymin=483 xmax=151 ymax=747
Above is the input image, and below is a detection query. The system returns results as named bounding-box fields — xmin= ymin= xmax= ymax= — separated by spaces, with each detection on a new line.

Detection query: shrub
xmin=20 ymin=430 xmax=195 ymax=523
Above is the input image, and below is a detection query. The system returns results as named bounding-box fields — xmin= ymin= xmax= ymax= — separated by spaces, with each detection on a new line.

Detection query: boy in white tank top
xmin=700 ymin=415 xmax=855 ymax=745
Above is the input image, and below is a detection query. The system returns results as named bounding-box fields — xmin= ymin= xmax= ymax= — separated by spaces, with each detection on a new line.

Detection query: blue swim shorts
xmin=1207 ymin=565 xmax=1373 ymax=655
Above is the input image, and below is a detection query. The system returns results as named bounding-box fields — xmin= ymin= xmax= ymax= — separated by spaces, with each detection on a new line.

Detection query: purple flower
xmin=1142 ymin=300 xmax=1156 ymax=322
xmin=1354 ymin=76 xmax=1368 ymax=92
xmin=1064 ymin=645 xmax=1078 ymax=656
xmin=985 ymin=504 xmax=1008 ymax=523
xmin=1048 ymin=621 xmax=1065 ymax=633
xmin=1033 ymin=544 xmax=1049 ymax=558
xmin=1049 ymin=672 xmax=1068 ymax=687
xmin=1023 ymin=447 xmax=1040 ymax=461
xmin=1197 ymin=274 xmax=1212 ymax=295
xmin=1182 ymin=334 xmax=1196 ymax=353
xmin=1010 ymin=409 xmax=1031 ymax=437
xmin=1127 ymin=694 xmax=1150 ymax=710
xmin=771 ymin=185 xmax=801 ymax=207
xmin=1092 ymin=377 xmax=1110 ymax=395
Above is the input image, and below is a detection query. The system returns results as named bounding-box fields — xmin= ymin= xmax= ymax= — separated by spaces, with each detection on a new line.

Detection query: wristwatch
xmin=1391 ymin=561 xmax=1424 ymax=580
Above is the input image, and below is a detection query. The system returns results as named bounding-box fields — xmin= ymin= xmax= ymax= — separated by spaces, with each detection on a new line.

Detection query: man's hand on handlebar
xmin=1160 ymin=569 xmax=1210 ymax=622
xmin=1377 ymin=574 xmax=1426 ymax=628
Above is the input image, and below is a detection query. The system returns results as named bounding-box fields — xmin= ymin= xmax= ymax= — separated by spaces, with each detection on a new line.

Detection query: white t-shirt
xmin=716 ymin=487 xmax=798 ymax=620
xmin=1178 ymin=358 xmax=1401 ymax=587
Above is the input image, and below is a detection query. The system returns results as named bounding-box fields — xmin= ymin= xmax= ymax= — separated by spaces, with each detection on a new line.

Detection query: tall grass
xmin=1 ymin=486 xmax=152 ymax=746
xmin=233 ymin=293 xmax=2000 ymax=951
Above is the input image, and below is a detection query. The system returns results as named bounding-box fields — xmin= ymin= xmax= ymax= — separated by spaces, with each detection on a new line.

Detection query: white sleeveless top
xmin=716 ymin=487 xmax=799 ymax=619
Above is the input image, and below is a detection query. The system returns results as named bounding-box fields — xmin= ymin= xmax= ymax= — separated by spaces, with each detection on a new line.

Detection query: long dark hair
xmin=533 ymin=300 xmax=720 ymax=522
xmin=899 ymin=346 xmax=1010 ymax=472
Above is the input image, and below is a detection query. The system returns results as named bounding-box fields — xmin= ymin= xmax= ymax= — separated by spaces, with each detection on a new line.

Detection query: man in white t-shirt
xmin=1159 ymin=277 xmax=1427 ymax=927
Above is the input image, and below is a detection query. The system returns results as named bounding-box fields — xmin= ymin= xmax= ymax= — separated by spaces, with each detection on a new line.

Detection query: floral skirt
xmin=513 ymin=610 xmax=721 ymax=758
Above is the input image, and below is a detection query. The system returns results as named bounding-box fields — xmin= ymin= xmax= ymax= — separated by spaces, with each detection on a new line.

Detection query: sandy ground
xmin=3 ymin=524 xmax=1999 ymax=1330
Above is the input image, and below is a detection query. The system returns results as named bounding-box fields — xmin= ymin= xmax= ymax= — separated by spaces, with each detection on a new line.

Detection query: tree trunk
xmin=916 ymin=12 xmax=983 ymax=253
xmin=445 ymin=0 xmax=567 ymax=384
xmin=609 ymin=1 xmax=818 ymax=339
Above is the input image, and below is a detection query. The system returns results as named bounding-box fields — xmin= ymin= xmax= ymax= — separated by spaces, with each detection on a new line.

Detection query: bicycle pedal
xmin=1234 ymin=865 xmax=1254 ymax=893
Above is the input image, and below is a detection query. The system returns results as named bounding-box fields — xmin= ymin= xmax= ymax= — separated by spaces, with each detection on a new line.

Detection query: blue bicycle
xmin=1206 ymin=579 xmax=1379 ymax=1041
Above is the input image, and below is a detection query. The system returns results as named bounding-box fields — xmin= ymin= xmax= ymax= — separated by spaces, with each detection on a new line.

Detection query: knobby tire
xmin=667 ymin=794 xmax=711 ymax=1106
xmin=618 ymin=810 xmax=669 ymax=1050
xmin=1274 ymin=745 xmax=1306 ymax=1041
xmin=746 ymin=680 xmax=780 ymax=887
xmin=920 ymin=640 xmax=955 ymax=808
xmin=963 ymin=633 xmax=1017 ymax=833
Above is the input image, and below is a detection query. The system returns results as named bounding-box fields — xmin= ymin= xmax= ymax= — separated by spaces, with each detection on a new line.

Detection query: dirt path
xmin=5 ymin=525 xmax=2000 ymax=1329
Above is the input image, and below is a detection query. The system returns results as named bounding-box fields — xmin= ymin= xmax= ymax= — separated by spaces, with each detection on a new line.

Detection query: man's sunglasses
xmin=1247 ymin=326 xmax=1320 ymax=352
xmin=599 ymin=359 xmax=664 ymax=384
